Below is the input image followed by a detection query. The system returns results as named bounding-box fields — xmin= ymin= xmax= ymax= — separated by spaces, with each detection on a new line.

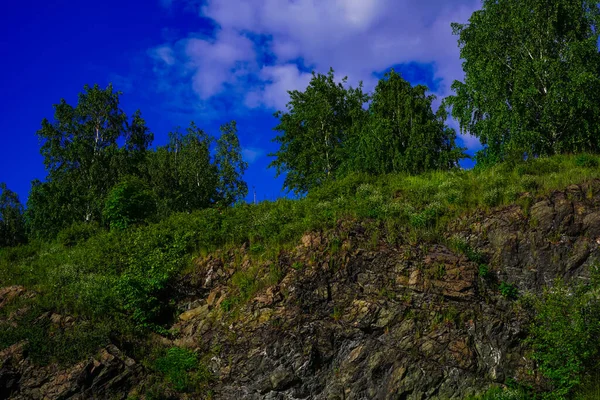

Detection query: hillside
xmin=3 ymin=155 xmax=600 ymax=399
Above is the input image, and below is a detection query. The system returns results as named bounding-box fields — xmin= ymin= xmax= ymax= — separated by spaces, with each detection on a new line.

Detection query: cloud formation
xmin=242 ymin=147 xmax=265 ymax=164
xmin=151 ymin=0 xmax=482 ymax=145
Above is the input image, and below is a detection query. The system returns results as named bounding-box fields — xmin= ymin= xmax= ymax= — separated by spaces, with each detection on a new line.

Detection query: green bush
xmin=575 ymin=154 xmax=599 ymax=168
xmin=154 ymin=347 xmax=210 ymax=392
xmin=499 ymin=281 xmax=518 ymax=299
xmin=56 ymin=221 xmax=102 ymax=247
xmin=527 ymin=276 xmax=600 ymax=399
xmin=0 ymin=305 xmax=111 ymax=366
xmin=103 ymin=176 xmax=157 ymax=230
xmin=115 ymin=227 xmax=195 ymax=329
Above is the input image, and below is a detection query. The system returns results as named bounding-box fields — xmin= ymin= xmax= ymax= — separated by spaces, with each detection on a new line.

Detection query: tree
xmin=215 ymin=121 xmax=248 ymax=205
xmin=445 ymin=0 xmax=600 ymax=163
xmin=270 ymin=68 xmax=369 ymax=194
xmin=345 ymin=70 xmax=464 ymax=175
xmin=33 ymin=84 xmax=127 ymax=231
xmin=123 ymin=109 xmax=154 ymax=176
xmin=0 ymin=183 xmax=26 ymax=247
xmin=148 ymin=122 xmax=218 ymax=214
xmin=26 ymin=179 xmax=74 ymax=238
xmin=103 ymin=176 xmax=157 ymax=230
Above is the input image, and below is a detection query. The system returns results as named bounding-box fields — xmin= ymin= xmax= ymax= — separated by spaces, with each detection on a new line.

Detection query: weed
xmin=479 ymin=264 xmax=490 ymax=278
xmin=499 ymin=282 xmax=519 ymax=299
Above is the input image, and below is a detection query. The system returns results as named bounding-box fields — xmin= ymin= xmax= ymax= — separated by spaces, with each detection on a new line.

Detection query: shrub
xmin=115 ymin=227 xmax=195 ymax=329
xmin=56 ymin=221 xmax=102 ymax=247
xmin=483 ymin=188 xmax=502 ymax=207
xmin=478 ymin=264 xmax=490 ymax=278
xmin=103 ymin=176 xmax=157 ymax=230
xmin=499 ymin=281 xmax=518 ymax=299
xmin=154 ymin=347 xmax=210 ymax=392
xmin=527 ymin=276 xmax=600 ymax=398
xmin=575 ymin=154 xmax=599 ymax=168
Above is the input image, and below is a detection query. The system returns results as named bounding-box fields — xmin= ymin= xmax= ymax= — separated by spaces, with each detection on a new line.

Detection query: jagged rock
xmin=0 ymin=342 xmax=142 ymax=400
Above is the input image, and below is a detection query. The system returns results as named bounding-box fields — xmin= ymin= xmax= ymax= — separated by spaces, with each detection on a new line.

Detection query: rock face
xmin=0 ymin=342 xmax=142 ymax=400
xmin=3 ymin=180 xmax=600 ymax=399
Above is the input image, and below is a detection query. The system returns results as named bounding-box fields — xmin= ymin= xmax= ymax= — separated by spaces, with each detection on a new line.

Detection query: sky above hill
xmin=0 ymin=0 xmax=482 ymax=205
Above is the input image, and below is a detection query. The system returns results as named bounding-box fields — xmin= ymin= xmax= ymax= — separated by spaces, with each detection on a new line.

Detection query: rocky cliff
xmin=3 ymin=180 xmax=600 ymax=399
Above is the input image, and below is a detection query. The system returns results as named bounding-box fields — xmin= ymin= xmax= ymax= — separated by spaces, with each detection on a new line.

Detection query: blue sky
xmin=0 ymin=0 xmax=481 ymax=205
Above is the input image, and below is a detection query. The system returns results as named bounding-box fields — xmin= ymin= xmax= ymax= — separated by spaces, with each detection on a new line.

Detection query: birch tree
xmin=269 ymin=68 xmax=368 ymax=194
xmin=444 ymin=0 xmax=600 ymax=163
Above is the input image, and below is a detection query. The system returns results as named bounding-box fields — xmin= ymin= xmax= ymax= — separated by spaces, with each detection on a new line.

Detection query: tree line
xmin=1 ymin=84 xmax=248 ymax=244
xmin=2 ymin=0 xmax=600 ymax=246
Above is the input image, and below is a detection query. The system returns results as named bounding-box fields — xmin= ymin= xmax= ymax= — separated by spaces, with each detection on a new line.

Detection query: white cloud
xmin=150 ymin=46 xmax=176 ymax=66
xmin=151 ymin=0 xmax=483 ymax=146
xmin=242 ymin=147 xmax=265 ymax=164
xmin=184 ymin=30 xmax=256 ymax=99
xmin=245 ymin=64 xmax=313 ymax=110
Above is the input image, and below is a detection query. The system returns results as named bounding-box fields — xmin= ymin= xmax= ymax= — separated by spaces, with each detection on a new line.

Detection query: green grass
xmin=2 ymin=154 xmax=600 ymax=394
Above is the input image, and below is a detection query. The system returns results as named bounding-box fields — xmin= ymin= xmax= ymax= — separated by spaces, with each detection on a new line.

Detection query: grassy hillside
xmin=3 ymin=154 xmax=600 ymax=398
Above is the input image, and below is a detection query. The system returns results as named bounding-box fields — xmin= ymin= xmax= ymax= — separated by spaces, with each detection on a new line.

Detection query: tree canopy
xmin=0 ymin=183 xmax=26 ymax=248
xmin=345 ymin=70 xmax=464 ymax=176
xmin=270 ymin=68 xmax=464 ymax=194
xmin=444 ymin=0 xmax=600 ymax=163
xmin=27 ymin=84 xmax=248 ymax=239
xmin=269 ymin=68 xmax=368 ymax=194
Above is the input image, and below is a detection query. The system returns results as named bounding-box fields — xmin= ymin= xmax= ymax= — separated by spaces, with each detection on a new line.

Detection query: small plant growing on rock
xmin=499 ymin=282 xmax=518 ymax=299
xmin=478 ymin=264 xmax=490 ymax=279
xmin=332 ymin=306 xmax=342 ymax=321
xmin=154 ymin=347 xmax=209 ymax=392
xmin=292 ymin=261 xmax=304 ymax=270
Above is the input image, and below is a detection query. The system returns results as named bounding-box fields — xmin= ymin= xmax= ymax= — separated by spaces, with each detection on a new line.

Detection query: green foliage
xmin=30 ymin=84 xmax=131 ymax=235
xmin=154 ymin=347 xmax=210 ymax=392
xmin=0 ymin=183 xmax=26 ymax=247
xmin=499 ymin=281 xmax=518 ymax=299
xmin=269 ymin=68 xmax=369 ymax=194
xmin=445 ymin=0 xmax=600 ymax=163
xmin=270 ymin=68 xmax=465 ymax=194
xmin=148 ymin=123 xmax=217 ymax=215
xmin=0 ymin=304 xmax=111 ymax=366
xmin=27 ymin=83 xmax=249 ymax=238
xmin=56 ymin=221 xmax=102 ymax=247
xmin=575 ymin=154 xmax=599 ymax=168
xmin=215 ymin=121 xmax=248 ymax=206
xmin=115 ymin=227 xmax=195 ymax=329
xmin=345 ymin=69 xmax=465 ymax=175
xmin=450 ymin=237 xmax=485 ymax=265
xmin=527 ymin=274 xmax=600 ymax=399
xmin=103 ymin=176 xmax=157 ymax=230
xmin=478 ymin=264 xmax=490 ymax=278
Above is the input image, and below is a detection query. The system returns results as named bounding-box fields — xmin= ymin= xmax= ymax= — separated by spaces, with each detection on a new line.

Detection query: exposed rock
xmin=0 ymin=342 xmax=142 ymax=400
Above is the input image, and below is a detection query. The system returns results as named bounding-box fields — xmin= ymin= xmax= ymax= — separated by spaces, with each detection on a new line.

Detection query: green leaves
xmin=215 ymin=121 xmax=248 ymax=206
xmin=28 ymin=82 xmax=250 ymax=238
xmin=103 ymin=176 xmax=157 ymax=230
xmin=346 ymin=69 xmax=465 ymax=175
xmin=0 ymin=183 xmax=26 ymax=248
xmin=270 ymin=68 xmax=464 ymax=194
xmin=269 ymin=68 xmax=369 ymax=194
xmin=527 ymin=278 xmax=600 ymax=398
xmin=30 ymin=84 xmax=136 ymax=236
xmin=446 ymin=0 xmax=600 ymax=162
